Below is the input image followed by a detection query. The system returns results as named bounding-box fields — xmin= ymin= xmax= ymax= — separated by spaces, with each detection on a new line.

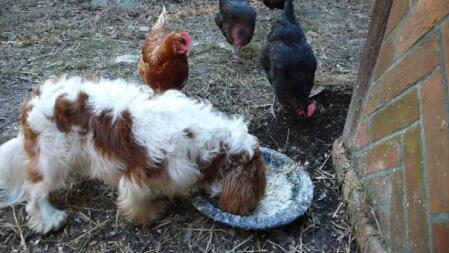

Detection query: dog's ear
xmin=218 ymin=149 xmax=267 ymax=215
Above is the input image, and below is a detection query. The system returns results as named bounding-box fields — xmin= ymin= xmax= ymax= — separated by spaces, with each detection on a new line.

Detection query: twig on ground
xmin=11 ymin=206 xmax=27 ymax=252
xmin=283 ymin=128 xmax=290 ymax=150
xmin=332 ymin=202 xmax=344 ymax=218
xmin=266 ymin=240 xmax=288 ymax=253
xmin=317 ymin=153 xmax=332 ymax=171
xmin=205 ymin=222 xmax=214 ymax=253
xmin=183 ymin=228 xmax=230 ymax=233
xmin=152 ymin=219 xmax=172 ymax=230
xmin=228 ymin=235 xmax=253 ymax=252
xmin=269 ymin=136 xmax=280 ymax=150
xmin=115 ymin=209 xmax=120 ymax=228
xmin=69 ymin=220 xmax=108 ymax=245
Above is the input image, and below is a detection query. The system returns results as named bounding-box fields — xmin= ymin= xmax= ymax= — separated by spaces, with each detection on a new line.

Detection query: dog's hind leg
xmin=25 ymin=154 xmax=69 ymax=234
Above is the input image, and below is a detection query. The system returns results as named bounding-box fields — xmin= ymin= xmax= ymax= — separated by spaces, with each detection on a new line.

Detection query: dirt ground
xmin=0 ymin=0 xmax=370 ymax=252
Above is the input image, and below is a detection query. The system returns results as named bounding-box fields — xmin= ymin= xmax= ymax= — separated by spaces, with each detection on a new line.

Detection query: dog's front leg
xmin=116 ymin=177 xmax=168 ymax=224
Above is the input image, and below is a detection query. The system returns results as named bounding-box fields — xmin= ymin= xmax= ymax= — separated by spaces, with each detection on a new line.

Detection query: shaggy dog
xmin=0 ymin=76 xmax=267 ymax=234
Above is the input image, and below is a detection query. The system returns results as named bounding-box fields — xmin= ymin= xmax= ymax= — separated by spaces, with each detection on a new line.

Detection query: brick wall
xmin=348 ymin=1 xmax=449 ymax=252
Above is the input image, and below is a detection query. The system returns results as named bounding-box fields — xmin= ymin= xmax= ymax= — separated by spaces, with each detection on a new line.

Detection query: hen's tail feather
xmin=0 ymin=137 xmax=27 ymax=208
xmin=152 ymin=5 xmax=167 ymax=30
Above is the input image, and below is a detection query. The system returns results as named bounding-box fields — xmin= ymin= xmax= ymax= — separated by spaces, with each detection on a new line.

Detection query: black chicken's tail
xmin=283 ymin=0 xmax=297 ymax=24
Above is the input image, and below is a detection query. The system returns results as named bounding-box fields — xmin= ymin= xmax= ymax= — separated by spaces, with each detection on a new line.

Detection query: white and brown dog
xmin=0 ymin=76 xmax=267 ymax=234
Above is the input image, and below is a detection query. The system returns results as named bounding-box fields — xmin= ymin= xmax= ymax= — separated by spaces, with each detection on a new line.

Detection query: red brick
xmin=363 ymin=84 xmax=381 ymax=116
xmin=442 ymin=19 xmax=449 ymax=83
xmin=364 ymin=173 xmax=393 ymax=205
xmin=389 ymin=171 xmax=407 ymax=252
xmin=359 ymin=137 xmax=401 ymax=176
xmin=374 ymin=205 xmax=390 ymax=240
xmin=403 ymin=126 xmax=429 ymax=253
xmin=363 ymin=236 xmax=385 ymax=253
xmin=355 ymin=223 xmax=376 ymax=251
xmin=380 ymin=34 xmax=439 ymax=101
xmin=385 ymin=0 xmax=409 ymax=36
xmin=421 ymin=71 xmax=449 ymax=213
xmin=371 ymin=90 xmax=420 ymax=141
xmin=394 ymin=0 xmax=449 ymax=56
xmin=433 ymin=223 xmax=449 ymax=253
xmin=373 ymin=39 xmax=394 ymax=81
xmin=355 ymin=120 xmax=369 ymax=149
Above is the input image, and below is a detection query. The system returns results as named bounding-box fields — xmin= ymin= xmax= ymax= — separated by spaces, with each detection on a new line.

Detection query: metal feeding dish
xmin=191 ymin=147 xmax=313 ymax=230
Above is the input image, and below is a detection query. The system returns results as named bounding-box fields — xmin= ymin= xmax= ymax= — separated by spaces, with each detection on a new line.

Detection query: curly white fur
xmin=0 ymin=76 xmax=259 ymax=234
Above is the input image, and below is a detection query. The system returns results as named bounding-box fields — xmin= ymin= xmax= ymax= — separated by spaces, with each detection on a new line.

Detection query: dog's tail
xmin=0 ymin=136 xmax=27 ymax=208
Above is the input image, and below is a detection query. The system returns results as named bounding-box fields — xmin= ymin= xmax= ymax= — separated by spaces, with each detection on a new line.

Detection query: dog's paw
xmin=27 ymin=207 xmax=67 ymax=234
xmin=123 ymin=198 xmax=168 ymax=225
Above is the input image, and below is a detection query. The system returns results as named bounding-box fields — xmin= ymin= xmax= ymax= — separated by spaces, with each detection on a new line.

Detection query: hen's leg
xmin=117 ymin=177 xmax=168 ymax=224
xmin=25 ymin=155 xmax=68 ymax=234
xmin=232 ymin=48 xmax=240 ymax=60
xmin=270 ymin=95 xmax=277 ymax=119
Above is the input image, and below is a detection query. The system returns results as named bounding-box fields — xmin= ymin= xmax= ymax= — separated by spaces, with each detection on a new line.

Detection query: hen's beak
xmin=295 ymin=107 xmax=306 ymax=116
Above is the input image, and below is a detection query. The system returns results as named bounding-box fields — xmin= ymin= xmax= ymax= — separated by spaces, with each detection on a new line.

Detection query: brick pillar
xmin=343 ymin=0 xmax=449 ymax=252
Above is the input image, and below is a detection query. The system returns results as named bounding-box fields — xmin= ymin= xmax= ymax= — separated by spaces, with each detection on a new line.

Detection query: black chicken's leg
xmin=232 ymin=47 xmax=240 ymax=59
xmin=269 ymin=9 xmax=274 ymax=20
xmin=270 ymin=95 xmax=277 ymax=119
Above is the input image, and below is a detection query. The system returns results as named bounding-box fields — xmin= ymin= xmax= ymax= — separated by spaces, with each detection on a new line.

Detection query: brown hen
xmin=138 ymin=7 xmax=191 ymax=93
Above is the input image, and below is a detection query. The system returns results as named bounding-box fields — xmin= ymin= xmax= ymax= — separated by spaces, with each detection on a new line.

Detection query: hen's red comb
xmin=306 ymin=101 xmax=317 ymax=117
xmin=180 ymin=32 xmax=191 ymax=47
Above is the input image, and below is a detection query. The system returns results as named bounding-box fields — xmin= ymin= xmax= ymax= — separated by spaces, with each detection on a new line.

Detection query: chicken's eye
xmin=179 ymin=37 xmax=186 ymax=44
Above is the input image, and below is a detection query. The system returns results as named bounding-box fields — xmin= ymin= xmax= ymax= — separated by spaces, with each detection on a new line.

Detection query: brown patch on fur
xmin=20 ymin=87 xmax=43 ymax=183
xmin=199 ymin=153 xmax=227 ymax=184
xmin=145 ymin=172 xmax=172 ymax=192
xmin=89 ymin=110 xmax=168 ymax=186
xmin=53 ymin=92 xmax=170 ymax=187
xmin=54 ymin=92 xmax=91 ymax=134
xmin=27 ymin=168 xmax=43 ymax=183
xmin=197 ymin=142 xmax=228 ymax=184
xmin=20 ymin=87 xmax=40 ymax=127
xmin=218 ymin=148 xmax=267 ymax=215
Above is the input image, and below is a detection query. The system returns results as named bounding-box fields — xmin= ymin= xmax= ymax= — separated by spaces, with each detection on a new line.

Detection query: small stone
xmin=138 ymin=26 xmax=148 ymax=32
xmin=114 ymin=54 xmax=140 ymax=64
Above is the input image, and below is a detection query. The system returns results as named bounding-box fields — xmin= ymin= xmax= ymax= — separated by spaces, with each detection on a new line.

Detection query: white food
xmin=252 ymin=168 xmax=293 ymax=218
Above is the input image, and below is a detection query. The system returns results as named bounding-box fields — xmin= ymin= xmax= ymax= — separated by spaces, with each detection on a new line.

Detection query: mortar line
xmin=431 ymin=212 xmax=449 ymax=224
xmin=354 ymin=121 xmax=419 ymax=156
xmin=400 ymin=133 xmax=411 ymax=253
xmin=367 ymin=67 xmax=441 ymax=118
xmin=382 ymin=0 xmax=415 ymax=47
xmin=366 ymin=111 xmax=372 ymax=149
xmin=416 ymin=86 xmax=434 ymax=253
xmin=436 ymin=27 xmax=449 ymax=126
xmin=377 ymin=14 xmax=449 ymax=83
xmin=360 ymin=166 xmax=402 ymax=181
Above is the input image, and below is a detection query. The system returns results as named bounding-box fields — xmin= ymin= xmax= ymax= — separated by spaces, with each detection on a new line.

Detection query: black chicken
xmin=261 ymin=0 xmax=287 ymax=20
xmin=262 ymin=0 xmax=285 ymax=10
xmin=261 ymin=0 xmax=317 ymax=118
xmin=215 ymin=0 xmax=256 ymax=58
